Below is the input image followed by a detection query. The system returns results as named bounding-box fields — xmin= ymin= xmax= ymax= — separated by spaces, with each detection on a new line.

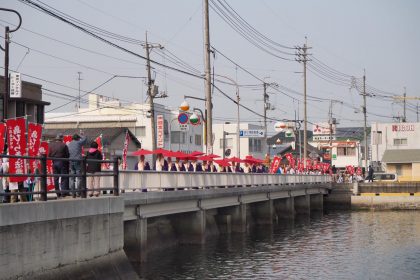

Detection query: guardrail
xmin=100 ymin=171 xmax=331 ymax=191
xmin=0 ymin=154 xmax=118 ymax=202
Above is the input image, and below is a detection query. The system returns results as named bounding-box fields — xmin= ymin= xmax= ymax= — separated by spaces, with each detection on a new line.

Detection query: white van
xmin=365 ymin=173 xmax=398 ymax=182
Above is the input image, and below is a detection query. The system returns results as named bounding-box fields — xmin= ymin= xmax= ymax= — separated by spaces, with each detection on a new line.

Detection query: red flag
xmin=306 ymin=159 xmax=312 ymax=170
xmin=6 ymin=118 xmax=26 ymax=182
xmin=95 ymin=135 xmax=109 ymax=169
xmin=39 ymin=141 xmax=55 ymax=191
xmin=27 ymin=123 xmax=42 ymax=179
xmin=0 ymin=123 xmax=6 ymax=153
xmin=63 ymin=135 xmax=72 ymax=145
xmin=346 ymin=165 xmax=355 ymax=175
xmin=297 ymin=159 xmax=304 ymax=172
xmin=269 ymin=156 xmax=282 ymax=173
xmin=122 ymin=130 xmax=129 ymax=170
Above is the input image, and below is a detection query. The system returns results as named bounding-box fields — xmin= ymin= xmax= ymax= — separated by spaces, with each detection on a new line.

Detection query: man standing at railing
xmin=67 ymin=132 xmax=87 ymax=198
xmin=48 ymin=133 xmax=69 ymax=198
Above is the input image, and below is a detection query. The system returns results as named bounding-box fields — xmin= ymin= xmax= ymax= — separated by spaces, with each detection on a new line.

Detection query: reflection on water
xmin=137 ymin=212 xmax=420 ymax=279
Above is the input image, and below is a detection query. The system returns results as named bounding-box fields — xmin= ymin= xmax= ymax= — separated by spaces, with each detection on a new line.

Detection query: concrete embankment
xmin=0 ymin=197 xmax=139 ymax=280
xmin=325 ymin=182 xmax=420 ymax=210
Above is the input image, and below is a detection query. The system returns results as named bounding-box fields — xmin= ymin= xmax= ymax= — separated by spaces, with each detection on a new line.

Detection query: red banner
xmin=346 ymin=165 xmax=355 ymax=175
xmin=122 ymin=130 xmax=129 ymax=170
xmin=306 ymin=159 xmax=312 ymax=170
xmin=39 ymin=141 xmax=55 ymax=191
xmin=6 ymin=118 xmax=26 ymax=182
xmin=322 ymin=163 xmax=331 ymax=174
xmin=0 ymin=123 xmax=6 ymax=153
xmin=96 ymin=135 xmax=108 ymax=169
xmin=285 ymin=153 xmax=296 ymax=169
xmin=269 ymin=156 xmax=281 ymax=173
xmin=63 ymin=135 xmax=72 ymax=145
xmin=27 ymin=123 xmax=43 ymax=178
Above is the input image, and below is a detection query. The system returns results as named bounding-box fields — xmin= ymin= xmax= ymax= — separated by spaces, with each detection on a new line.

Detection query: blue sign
xmin=178 ymin=113 xmax=189 ymax=124
xmin=239 ymin=129 xmax=265 ymax=138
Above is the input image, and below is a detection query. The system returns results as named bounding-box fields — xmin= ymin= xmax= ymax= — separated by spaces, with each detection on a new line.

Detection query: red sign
xmin=269 ymin=156 xmax=282 ymax=173
xmin=122 ymin=130 xmax=129 ymax=170
xmin=27 ymin=123 xmax=43 ymax=179
xmin=392 ymin=124 xmax=415 ymax=132
xmin=39 ymin=141 xmax=55 ymax=190
xmin=0 ymin=123 xmax=6 ymax=153
xmin=346 ymin=165 xmax=355 ymax=175
xmin=157 ymin=115 xmax=164 ymax=148
xmin=6 ymin=118 xmax=26 ymax=182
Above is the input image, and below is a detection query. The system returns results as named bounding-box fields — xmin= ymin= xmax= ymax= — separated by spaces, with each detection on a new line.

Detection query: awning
xmin=381 ymin=149 xmax=420 ymax=163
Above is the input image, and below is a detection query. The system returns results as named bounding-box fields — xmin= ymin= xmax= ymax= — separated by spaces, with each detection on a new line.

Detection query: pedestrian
xmin=173 ymin=157 xmax=185 ymax=171
xmin=188 ymin=158 xmax=203 ymax=172
xmin=48 ymin=133 xmax=70 ymax=198
xmin=67 ymin=132 xmax=87 ymax=198
xmin=86 ymin=141 xmax=102 ymax=197
xmin=134 ymin=155 xmax=151 ymax=171
xmin=155 ymin=153 xmax=167 ymax=171
xmin=368 ymin=165 xmax=374 ymax=182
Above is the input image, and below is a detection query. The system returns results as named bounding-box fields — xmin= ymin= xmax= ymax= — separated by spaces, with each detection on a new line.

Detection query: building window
xmin=195 ymin=134 xmax=202 ymax=146
xmin=164 ymin=120 xmax=169 ymax=136
xmin=16 ymin=101 xmax=25 ymax=117
xmin=171 ymin=131 xmax=186 ymax=144
xmin=393 ymin=138 xmax=407 ymax=145
xmin=337 ymin=147 xmax=356 ymax=156
xmin=249 ymin=138 xmax=262 ymax=153
xmin=220 ymin=138 xmax=233 ymax=149
xmin=135 ymin=126 xmax=146 ymax=137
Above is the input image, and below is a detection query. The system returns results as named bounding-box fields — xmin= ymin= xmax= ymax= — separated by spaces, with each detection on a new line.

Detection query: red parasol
xmin=206 ymin=153 xmax=221 ymax=159
xmin=153 ymin=148 xmax=173 ymax=156
xmin=227 ymin=156 xmax=243 ymax=163
xmin=132 ymin=149 xmax=153 ymax=156
xmin=214 ymin=159 xmax=231 ymax=167
xmin=171 ymin=151 xmax=188 ymax=158
xmin=190 ymin=150 xmax=205 ymax=157
xmin=198 ymin=155 xmax=216 ymax=161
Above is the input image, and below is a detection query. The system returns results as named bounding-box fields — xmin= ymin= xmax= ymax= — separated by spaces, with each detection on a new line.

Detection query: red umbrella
xmin=131 ymin=149 xmax=153 ymax=156
xmin=214 ymin=159 xmax=231 ymax=167
xmin=206 ymin=153 xmax=221 ymax=159
xmin=171 ymin=151 xmax=188 ymax=158
xmin=244 ymin=155 xmax=259 ymax=164
xmin=198 ymin=155 xmax=216 ymax=161
xmin=227 ymin=156 xmax=243 ymax=163
xmin=153 ymin=148 xmax=173 ymax=156
xmin=190 ymin=151 xmax=205 ymax=157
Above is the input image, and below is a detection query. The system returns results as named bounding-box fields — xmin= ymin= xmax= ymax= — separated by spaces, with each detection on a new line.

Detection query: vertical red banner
xmin=6 ymin=118 xmax=26 ymax=182
xmin=122 ymin=130 xmax=129 ymax=170
xmin=27 ymin=123 xmax=43 ymax=178
xmin=96 ymin=135 xmax=108 ymax=169
xmin=39 ymin=141 xmax=55 ymax=191
xmin=269 ymin=156 xmax=281 ymax=173
xmin=63 ymin=135 xmax=72 ymax=145
xmin=0 ymin=123 xmax=6 ymax=153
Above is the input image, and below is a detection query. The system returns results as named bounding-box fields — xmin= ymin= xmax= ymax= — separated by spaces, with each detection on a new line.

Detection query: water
xmin=136 ymin=212 xmax=420 ymax=279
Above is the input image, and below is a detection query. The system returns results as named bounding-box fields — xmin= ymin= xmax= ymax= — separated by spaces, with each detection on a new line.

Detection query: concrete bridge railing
xmin=101 ymin=171 xmax=331 ymax=191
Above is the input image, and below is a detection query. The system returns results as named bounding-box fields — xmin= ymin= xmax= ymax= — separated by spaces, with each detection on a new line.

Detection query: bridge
xmin=0 ymin=172 xmax=331 ymax=279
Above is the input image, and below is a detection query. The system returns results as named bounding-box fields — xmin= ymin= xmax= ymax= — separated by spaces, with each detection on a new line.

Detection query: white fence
xmin=100 ymin=171 xmax=331 ymax=191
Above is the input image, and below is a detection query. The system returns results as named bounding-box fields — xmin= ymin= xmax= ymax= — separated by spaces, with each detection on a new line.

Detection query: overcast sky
xmin=2 ymin=0 xmax=420 ymax=134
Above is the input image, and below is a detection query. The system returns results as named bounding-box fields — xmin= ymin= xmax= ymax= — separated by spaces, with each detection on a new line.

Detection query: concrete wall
xmin=0 ymin=197 xmax=138 ymax=280
xmin=351 ymin=196 xmax=420 ymax=210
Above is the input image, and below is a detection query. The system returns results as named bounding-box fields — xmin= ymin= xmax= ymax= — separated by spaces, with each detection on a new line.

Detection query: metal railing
xmin=0 ymin=154 xmax=119 ymax=201
xmin=100 ymin=171 xmax=331 ymax=192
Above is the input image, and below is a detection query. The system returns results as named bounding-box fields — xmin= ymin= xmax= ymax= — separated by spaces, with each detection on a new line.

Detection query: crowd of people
xmin=331 ymin=164 xmax=374 ymax=183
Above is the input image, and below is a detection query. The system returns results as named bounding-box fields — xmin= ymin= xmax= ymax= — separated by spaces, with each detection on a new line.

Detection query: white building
xmin=212 ymin=123 xmax=267 ymax=159
xmin=45 ymin=94 xmax=204 ymax=154
xmin=371 ymin=122 xmax=420 ymax=181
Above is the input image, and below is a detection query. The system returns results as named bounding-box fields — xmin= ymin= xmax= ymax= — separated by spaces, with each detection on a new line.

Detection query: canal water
xmin=136 ymin=211 xmax=420 ymax=279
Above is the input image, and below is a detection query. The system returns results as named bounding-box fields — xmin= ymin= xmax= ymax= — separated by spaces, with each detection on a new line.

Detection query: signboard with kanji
xmin=157 ymin=115 xmax=164 ymax=148
xmin=239 ymin=129 xmax=265 ymax=138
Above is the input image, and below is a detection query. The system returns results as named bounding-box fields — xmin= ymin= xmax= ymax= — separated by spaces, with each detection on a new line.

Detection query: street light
xmin=1 ymin=8 xmax=22 ymax=121
xmin=212 ymin=74 xmax=240 ymax=158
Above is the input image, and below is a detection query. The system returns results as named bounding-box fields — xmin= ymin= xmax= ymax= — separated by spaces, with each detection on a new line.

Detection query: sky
xmin=2 ymin=0 xmax=420 ymax=135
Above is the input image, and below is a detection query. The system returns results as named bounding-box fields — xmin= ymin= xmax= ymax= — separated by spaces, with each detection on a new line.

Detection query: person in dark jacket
xmin=188 ymin=158 xmax=203 ymax=172
xmin=86 ymin=141 xmax=102 ymax=197
xmin=368 ymin=165 xmax=374 ymax=182
xmin=48 ymin=133 xmax=69 ymax=198
xmin=67 ymin=132 xmax=87 ymax=197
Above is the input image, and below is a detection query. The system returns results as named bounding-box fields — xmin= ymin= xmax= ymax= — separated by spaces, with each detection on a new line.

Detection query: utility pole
xmin=417 ymin=103 xmax=419 ymax=122
xmin=1 ymin=8 xmax=22 ymax=121
xmin=362 ymin=70 xmax=368 ymax=170
xmin=403 ymin=87 xmax=406 ymax=122
xmin=296 ymin=42 xmax=309 ymax=168
xmin=204 ymin=0 xmax=213 ymax=154
xmin=329 ymin=100 xmax=333 ymax=149
xmin=77 ymin=71 xmax=82 ymax=110
xmin=263 ymin=82 xmax=268 ymax=155
xmin=145 ymin=32 xmax=156 ymax=164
